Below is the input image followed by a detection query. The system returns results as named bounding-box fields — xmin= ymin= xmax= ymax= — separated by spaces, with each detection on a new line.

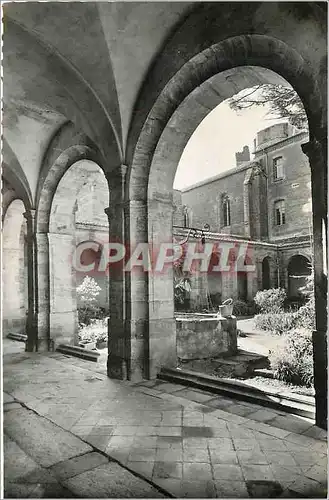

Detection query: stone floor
xmin=3 ymin=339 xmax=328 ymax=498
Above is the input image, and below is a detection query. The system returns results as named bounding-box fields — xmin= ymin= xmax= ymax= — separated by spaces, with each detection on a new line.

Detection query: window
xmin=222 ymin=196 xmax=231 ymax=227
xmin=274 ymin=200 xmax=286 ymax=226
xmin=273 ymin=156 xmax=284 ymax=180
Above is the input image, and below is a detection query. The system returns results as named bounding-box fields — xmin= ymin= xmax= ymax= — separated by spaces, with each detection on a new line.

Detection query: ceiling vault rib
xmin=6 ymin=16 xmax=123 ymax=158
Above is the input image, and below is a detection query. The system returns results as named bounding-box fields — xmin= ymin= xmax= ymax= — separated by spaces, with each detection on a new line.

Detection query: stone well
xmin=175 ymin=312 xmax=238 ymax=361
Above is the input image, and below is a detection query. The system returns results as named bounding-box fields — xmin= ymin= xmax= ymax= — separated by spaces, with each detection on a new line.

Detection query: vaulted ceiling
xmin=2 ymin=2 xmax=327 ymax=209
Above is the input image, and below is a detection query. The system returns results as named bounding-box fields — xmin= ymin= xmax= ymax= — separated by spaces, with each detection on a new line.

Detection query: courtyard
xmin=2 ymin=3 xmax=327 ymax=498
xmin=3 ymin=338 xmax=327 ymax=498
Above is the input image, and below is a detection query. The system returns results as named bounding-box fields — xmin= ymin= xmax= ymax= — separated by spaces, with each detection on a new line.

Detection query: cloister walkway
xmin=3 ymin=339 xmax=327 ymax=498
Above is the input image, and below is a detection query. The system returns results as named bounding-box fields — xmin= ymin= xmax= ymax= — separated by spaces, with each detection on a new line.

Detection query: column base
xmin=37 ymin=337 xmax=55 ymax=352
xmin=107 ymin=354 xmax=128 ymax=380
xmin=313 ymin=329 xmax=327 ymax=430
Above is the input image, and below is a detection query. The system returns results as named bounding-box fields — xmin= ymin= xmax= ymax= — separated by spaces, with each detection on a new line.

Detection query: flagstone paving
xmin=3 ymin=339 xmax=328 ymax=498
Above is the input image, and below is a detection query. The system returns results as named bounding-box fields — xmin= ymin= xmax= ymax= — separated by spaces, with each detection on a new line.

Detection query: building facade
xmin=173 ymin=123 xmax=313 ymax=305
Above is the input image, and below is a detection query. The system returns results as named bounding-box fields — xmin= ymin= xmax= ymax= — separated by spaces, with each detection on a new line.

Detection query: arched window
xmin=288 ymin=254 xmax=312 ymax=299
xmin=262 ymin=256 xmax=271 ymax=290
xmin=222 ymin=196 xmax=231 ymax=227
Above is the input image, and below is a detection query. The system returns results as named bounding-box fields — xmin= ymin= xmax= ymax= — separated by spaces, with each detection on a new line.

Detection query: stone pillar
xmin=35 ymin=232 xmax=51 ymax=351
xmin=125 ymin=198 xmax=150 ymax=381
xmin=24 ymin=209 xmax=38 ymax=351
xmin=105 ymin=165 xmax=130 ymax=379
xmin=302 ymin=138 xmax=327 ymax=430
xmin=148 ymin=197 xmax=177 ymax=378
xmin=48 ymin=231 xmax=78 ymax=347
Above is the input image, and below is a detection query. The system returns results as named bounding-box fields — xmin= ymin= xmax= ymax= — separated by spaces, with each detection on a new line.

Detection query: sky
xmin=173 ymin=99 xmax=286 ymax=190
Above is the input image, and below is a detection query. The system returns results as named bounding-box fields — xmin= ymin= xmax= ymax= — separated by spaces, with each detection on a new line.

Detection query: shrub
xmin=295 ymin=272 xmax=315 ymax=330
xmin=77 ymin=276 xmax=103 ymax=326
xmin=233 ymin=300 xmax=256 ymax=317
xmin=78 ymin=306 xmax=105 ymax=326
xmin=254 ymin=312 xmax=298 ymax=335
xmin=270 ymin=328 xmax=314 ymax=387
xmin=77 ymin=276 xmax=101 ymax=305
xmin=295 ymin=297 xmax=315 ymax=331
xmin=210 ymin=293 xmax=222 ymax=307
xmin=79 ymin=318 xmax=108 ymax=344
xmin=254 ymin=288 xmax=286 ymax=313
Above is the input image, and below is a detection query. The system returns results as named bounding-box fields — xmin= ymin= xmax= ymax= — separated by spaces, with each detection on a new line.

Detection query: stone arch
xmin=2 ymin=139 xmax=32 ymax=217
xmin=236 ymin=254 xmax=254 ymax=302
xmin=208 ymin=251 xmax=223 ymax=307
xmin=128 ymin=31 xmax=324 ymax=196
xmin=288 ymin=254 xmax=312 ymax=300
xmin=130 ymin=57 xmax=316 ymax=378
xmin=37 ymin=142 xmax=108 ymax=234
xmin=121 ymin=12 xmax=326 ymax=427
xmin=2 ymin=199 xmax=28 ymax=337
xmin=4 ymin=17 xmax=122 ymax=163
xmin=45 ymin=159 xmax=109 ymax=347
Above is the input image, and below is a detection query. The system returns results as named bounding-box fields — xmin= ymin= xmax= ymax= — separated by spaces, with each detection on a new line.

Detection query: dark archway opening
xmin=262 ymin=257 xmax=271 ymax=290
xmin=288 ymin=254 xmax=312 ymax=300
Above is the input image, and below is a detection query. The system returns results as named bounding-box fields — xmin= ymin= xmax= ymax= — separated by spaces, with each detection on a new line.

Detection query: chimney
xmin=235 ymin=145 xmax=250 ymax=167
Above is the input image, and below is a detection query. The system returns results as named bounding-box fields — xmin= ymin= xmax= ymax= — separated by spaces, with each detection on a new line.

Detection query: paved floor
xmin=3 ymin=339 xmax=327 ymax=498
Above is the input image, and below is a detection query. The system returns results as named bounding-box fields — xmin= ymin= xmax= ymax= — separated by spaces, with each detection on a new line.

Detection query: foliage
xmin=254 ymin=288 xmax=286 ymax=314
xmin=254 ymin=312 xmax=298 ymax=335
xmin=229 ymin=84 xmax=307 ymax=129
xmin=173 ymin=244 xmax=191 ymax=308
xmin=78 ymin=306 xmax=106 ymax=326
xmin=295 ymin=273 xmax=315 ymax=330
xmin=77 ymin=276 xmax=101 ymax=306
xmin=270 ymin=328 xmax=314 ymax=387
xmin=233 ymin=299 xmax=257 ymax=317
xmin=210 ymin=293 xmax=222 ymax=307
xmin=78 ymin=318 xmax=108 ymax=345
xmin=268 ymin=271 xmax=315 ymax=387
xmin=174 ymin=277 xmax=191 ymax=305
xmin=76 ymin=276 xmax=104 ymax=326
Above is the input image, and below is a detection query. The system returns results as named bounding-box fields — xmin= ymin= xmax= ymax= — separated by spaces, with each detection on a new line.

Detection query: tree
xmin=229 ymin=84 xmax=308 ymax=130
xmin=76 ymin=276 xmax=101 ymax=306
xmin=76 ymin=276 xmax=102 ymax=325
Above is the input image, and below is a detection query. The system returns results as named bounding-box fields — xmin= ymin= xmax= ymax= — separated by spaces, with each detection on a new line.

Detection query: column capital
xmin=107 ymin=164 xmax=128 ymax=184
xmin=104 ymin=198 xmax=147 ymax=217
xmin=23 ymin=209 xmax=37 ymax=236
xmin=301 ymin=139 xmax=324 ymax=168
xmin=23 ymin=209 xmax=37 ymax=221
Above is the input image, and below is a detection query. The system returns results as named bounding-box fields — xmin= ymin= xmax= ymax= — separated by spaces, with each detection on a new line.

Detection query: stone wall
xmin=179 ymin=127 xmax=311 ymax=244
xmin=2 ymin=200 xmax=27 ymax=336
xmin=255 ymin=132 xmax=312 ymax=242
xmin=181 ymin=166 xmax=248 ymax=234
xmin=176 ymin=314 xmax=237 ymax=360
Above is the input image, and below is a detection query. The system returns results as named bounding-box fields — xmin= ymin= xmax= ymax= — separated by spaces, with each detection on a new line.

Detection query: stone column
xmin=24 ymin=210 xmax=54 ymax=351
xmin=35 ymin=232 xmax=51 ymax=351
xmin=125 ymin=198 xmax=150 ymax=381
xmin=105 ymin=165 xmax=130 ymax=379
xmin=48 ymin=231 xmax=78 ymax=347
xmin=302 ymin=138 xmax=327 ymax=429
xmin=24 ymin=209 xmax=38 ymax=351
xmin=148 ymin=196 xmax=177 ymax=379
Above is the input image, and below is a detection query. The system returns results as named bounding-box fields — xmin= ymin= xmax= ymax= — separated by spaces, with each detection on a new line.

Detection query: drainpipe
xmin=276 ymin=250 xmax=280 ymax=288
xmin=263 ymin=148 xmax=270 ymax=241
